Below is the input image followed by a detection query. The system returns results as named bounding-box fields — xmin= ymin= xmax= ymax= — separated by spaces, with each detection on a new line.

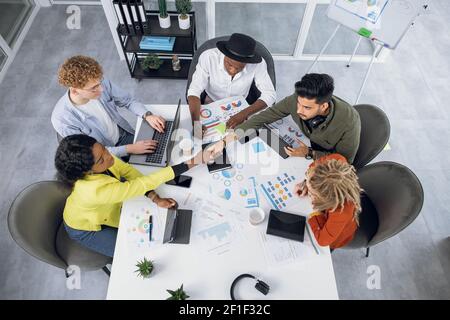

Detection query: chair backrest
xmin=357 ymin=161 xmax=424 ymax=247
xmin=185 ymin=35 xmax=276 ymax=101
xmin=352 ymin=104 xmax=390 ymax=169
xmin=56 ymin=132 xmax=63 ymax=144
xmin=8 ymin=181 xmax=71 ymax=269
xmin=344 ymin=192 xmax=379 ymax=249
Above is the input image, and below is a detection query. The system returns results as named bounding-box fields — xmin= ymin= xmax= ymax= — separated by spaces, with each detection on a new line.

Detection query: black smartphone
xmin=202 ymin=143 xmax=232 ymax=173
xmin=165 ymin=175 xmax=192 ymax=188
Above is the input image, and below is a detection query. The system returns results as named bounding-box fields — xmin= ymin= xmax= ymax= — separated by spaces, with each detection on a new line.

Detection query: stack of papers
xmin=139 ymin=36 xmax=175 ymax=51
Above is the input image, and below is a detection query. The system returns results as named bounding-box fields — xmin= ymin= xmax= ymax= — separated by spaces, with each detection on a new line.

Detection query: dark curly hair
xmin=295 ymin=73 xmax=334 ymax=104
xmin=55 ymin=134 xmax=97 ymax=186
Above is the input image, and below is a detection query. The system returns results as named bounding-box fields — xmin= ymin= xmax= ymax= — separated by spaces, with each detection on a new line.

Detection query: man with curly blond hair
xmin=52 ymin=55 xmax=167 ymax=158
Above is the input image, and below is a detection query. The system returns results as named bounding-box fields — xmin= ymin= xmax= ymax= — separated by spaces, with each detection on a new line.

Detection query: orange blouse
xmin=307 ymin=154 xmax=358 ymax=249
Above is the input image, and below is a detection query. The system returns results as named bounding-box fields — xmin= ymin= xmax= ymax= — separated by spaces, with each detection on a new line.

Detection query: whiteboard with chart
xmin=327 ymin=0 xmax=426 ymax=49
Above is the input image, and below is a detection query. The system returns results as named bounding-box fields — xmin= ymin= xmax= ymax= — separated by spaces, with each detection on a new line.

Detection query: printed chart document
xmin=200 ymin=96 xmax=249 ymax=144
xmin=335 ymin=0 xmax=389 ymax=24
xmin=190 ymin=197 xmax=247 ymax=256
xmin=259 ymin=223 xmax=320 ymax=268
xmin=122 ymin=197 xmax=165 ymax=258
xmin=266 ymin=115 xmax=310 ymax=148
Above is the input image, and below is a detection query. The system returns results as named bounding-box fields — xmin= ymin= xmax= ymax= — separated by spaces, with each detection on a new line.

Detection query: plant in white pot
xmin=175 ymin=0 xmax=192 ymax=30
xmin=158 ymin=0 xmax=171 ymax=29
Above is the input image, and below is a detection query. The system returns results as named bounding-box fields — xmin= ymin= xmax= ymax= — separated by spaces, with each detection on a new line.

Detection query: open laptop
xmin=129 ymin=99 xmax=181 ymax=167
xmin=163 ymin=208 xmax=192 ymax=244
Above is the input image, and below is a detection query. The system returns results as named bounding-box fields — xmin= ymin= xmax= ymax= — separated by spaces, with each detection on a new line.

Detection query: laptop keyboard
xmin=145 ymin=121 xmax=173 ymax=164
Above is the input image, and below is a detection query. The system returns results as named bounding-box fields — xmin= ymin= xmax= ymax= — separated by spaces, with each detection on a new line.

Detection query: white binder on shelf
xmin=120 ymin=0 xmax=134 ymax=35
xmin=129 ymin=0 xmax=142 ymax=34
xmin=137 ymin=0 xmax=149 ymax=34
xmin=113 ymin=0 xmax=128 ymax=35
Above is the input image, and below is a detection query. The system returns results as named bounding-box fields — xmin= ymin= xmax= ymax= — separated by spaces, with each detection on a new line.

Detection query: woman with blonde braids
xmin=294 ymin=153 xmax=362 ymax=249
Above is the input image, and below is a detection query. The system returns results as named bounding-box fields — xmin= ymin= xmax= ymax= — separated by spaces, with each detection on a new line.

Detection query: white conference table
xmin=106 ymin=104 xmax=339 ymax=300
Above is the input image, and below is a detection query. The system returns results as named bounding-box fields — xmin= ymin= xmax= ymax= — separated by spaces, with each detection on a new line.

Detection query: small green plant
xmin=134 ymin=257 xmax=154 ymax=278
xmin=158 ymin=0 xmax=168 ymax=18
xmin=141 ymin=54 xmax=163 ymax=70
xmin=175 ymin=0 xmax=192 ymax=19
xmin=166 ymin=284 xmax=190 ymax=300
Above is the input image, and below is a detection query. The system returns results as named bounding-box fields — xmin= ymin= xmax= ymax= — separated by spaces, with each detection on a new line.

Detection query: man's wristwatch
xmin=142 ymin=111 xmax=152 ymax=120
xmin=305 ymin=147 xmax=314 ymax=160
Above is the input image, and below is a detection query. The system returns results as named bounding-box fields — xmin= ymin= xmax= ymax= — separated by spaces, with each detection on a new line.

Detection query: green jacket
xmin=235 ymin=94 xmax=361 ymax=163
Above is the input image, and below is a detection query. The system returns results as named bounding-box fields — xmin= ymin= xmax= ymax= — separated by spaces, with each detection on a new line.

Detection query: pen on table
xmin=306 ymin=222 xmax=320 ymax=255
xmin=148 ymin=215 xmax=153 ymax=242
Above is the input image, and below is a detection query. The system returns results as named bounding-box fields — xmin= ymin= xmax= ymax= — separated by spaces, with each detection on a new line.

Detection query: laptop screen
xmin=165 ymin=99 xmax=181 ymax=164
xmin=163 ymin=209 xmax=177 ymax=243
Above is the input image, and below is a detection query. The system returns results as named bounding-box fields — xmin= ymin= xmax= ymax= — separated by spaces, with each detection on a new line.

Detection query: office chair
xmin=8 ymin=181 xmax=112 ymax=278
xmin=185 ymin=35 xmax=276 ymax=105
xmin=343 ymin=161 xmax=424 ymax=257
xmin=352 ymin=104 xmax=390 ymax=169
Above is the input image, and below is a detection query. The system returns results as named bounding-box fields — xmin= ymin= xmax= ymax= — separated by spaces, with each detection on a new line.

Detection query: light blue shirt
xmin=51 ymin=79 xmax=148 ymax=157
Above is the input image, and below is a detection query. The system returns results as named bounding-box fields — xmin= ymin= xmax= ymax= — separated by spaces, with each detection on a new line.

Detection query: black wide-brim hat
xmin=216 ymin=33 xmax=262 ymax=64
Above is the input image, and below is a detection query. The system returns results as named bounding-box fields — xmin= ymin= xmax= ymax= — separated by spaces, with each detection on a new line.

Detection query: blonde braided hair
xmin=307 ymin=158 xmax=362 ymax=224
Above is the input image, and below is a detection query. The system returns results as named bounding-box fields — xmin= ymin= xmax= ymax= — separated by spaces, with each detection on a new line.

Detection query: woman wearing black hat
xmin=187 ymin=33 xmax=276 ymax=130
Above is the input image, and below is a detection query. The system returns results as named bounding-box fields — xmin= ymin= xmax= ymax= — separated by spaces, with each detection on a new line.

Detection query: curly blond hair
xmin=307 ymin=158 xmax=362 ymax=223
xmin=58 ymin=55 xmax=103 ymax=88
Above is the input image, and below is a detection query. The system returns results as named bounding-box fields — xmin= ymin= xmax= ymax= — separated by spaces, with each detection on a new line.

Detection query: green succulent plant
xmin=141 ymin=54 xmax=163 ymax=70
xmin=166 ymin=284 xmax=190 ymax=300
xmin=135 ymin=257 xmax=154 ymax=278
xmin=158 ymin=0 xmax=168 ymax=18
xmin=175 ymin=0 xmax=192 ymax=19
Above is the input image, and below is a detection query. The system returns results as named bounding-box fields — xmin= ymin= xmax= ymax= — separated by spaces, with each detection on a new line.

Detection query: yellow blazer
xmin=63 ymin=156 xmax=175 ymax=231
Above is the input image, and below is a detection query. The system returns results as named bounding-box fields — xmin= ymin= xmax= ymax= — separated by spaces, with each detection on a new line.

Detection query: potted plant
xmin=167 ymin=284 xmax=190 ymax=300
xmin=158 ymin=0 xmax=170 ymax=29
xmin=134 ymin=257 xmax=154 ymax=278
xmin=175 ymin=0 xmax=192 ymax=30
xmin=141 ymin=54 xmax=164 ymax=71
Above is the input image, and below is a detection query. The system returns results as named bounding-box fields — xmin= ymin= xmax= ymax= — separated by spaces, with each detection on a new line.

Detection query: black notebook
xmin=266 ymin=209 xmax=306 ymax=242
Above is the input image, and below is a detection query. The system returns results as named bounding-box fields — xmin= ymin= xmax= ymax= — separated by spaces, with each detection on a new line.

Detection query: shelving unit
xmin=117 ymin=10 xmax=197 ymax=80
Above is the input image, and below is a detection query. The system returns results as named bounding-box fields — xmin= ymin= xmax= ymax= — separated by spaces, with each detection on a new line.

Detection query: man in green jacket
xmin=207 ymin=73 xmax=361 ymax=164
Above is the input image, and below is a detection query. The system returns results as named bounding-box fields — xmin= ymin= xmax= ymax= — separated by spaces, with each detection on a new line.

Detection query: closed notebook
xmin=266 ymin=209 xmax=305 ymax=242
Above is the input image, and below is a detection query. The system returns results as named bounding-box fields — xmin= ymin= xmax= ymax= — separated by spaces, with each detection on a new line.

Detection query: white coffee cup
xmin=180 ymin=138 xmax=193 ymax=156
xmin=249 ymin=207 xmax=265 ymax=225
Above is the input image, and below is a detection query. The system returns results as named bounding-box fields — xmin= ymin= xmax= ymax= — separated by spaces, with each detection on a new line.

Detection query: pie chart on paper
xmin=222 ymin=169 xmax=236 ymax=179
xmin=219 ymin=188 xmax=232 ymax=200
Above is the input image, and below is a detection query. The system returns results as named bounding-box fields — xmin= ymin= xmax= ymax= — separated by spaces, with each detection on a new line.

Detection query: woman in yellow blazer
xmin=55 ymin=134 xmax=202 ymax=257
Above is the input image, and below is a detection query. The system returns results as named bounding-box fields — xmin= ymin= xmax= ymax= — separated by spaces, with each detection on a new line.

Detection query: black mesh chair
xmin=343 ymin=161 xmax=424 ymax=257
xmin=8 ymin=181 xmax=112 ymax=278
xmin=185 ymin=35 xmax=276 ymax=104
xmin=56 ymin=132 xmax=63 ymax=143
xmin=352 ymin=104 xmax=390 ymax=169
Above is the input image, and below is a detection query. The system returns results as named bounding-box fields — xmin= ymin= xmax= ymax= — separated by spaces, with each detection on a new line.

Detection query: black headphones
xmin=307 ymin=115 xmax=327 ymax=129
xmin=230 ymin=274 xmax=270 ymax=300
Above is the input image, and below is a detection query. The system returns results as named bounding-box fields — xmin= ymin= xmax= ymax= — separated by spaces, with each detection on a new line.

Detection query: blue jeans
xmin=116 ymin=126 xmax=135 ymax=146
xmin=116 ymin=126 xmax=135 ymax=162
xmin=64 ymin=222 xmax=118 ymax=258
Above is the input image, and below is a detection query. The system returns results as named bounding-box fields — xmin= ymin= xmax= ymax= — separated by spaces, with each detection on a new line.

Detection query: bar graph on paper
xmin=260 ymin=173 xmax=297 ymax=210
xmin=200 ymin=96 xmax=249 ymax=144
